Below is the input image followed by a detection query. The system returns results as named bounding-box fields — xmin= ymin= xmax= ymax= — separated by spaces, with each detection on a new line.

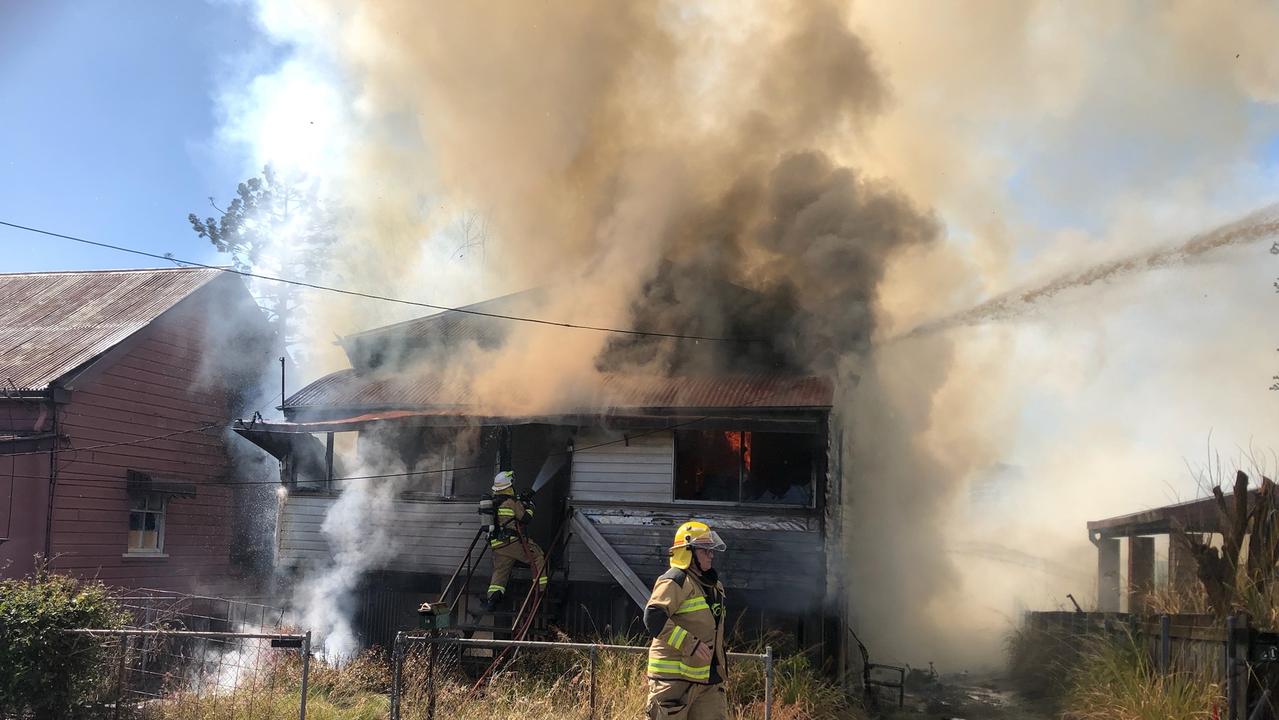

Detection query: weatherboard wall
xmin=276 ymin=494 xmax=480 ymax=575
xmin=39 ymin=288 xmax=259 ymax=594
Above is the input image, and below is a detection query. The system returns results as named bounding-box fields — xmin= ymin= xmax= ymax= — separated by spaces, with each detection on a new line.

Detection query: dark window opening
xmin=674 ymin=430 xmax=814 ymax=506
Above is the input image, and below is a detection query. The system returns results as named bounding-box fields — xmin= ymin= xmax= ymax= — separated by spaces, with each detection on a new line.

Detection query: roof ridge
xmin=0 ymin=266 xmax=227 ymax=277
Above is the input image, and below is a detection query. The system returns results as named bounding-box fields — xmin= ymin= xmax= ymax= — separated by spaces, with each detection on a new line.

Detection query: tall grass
xmin=1060 ymin=632 xmax=1221 ymax=720
xmin=131 ymin=639 xmax=859 ymax=720
xmin=1006 ymin=622 xmax=1083 ymax=709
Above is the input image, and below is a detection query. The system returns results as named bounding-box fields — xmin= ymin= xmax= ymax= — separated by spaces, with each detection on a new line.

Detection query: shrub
xmin=0 ymin=566 xmax=129 ymax=718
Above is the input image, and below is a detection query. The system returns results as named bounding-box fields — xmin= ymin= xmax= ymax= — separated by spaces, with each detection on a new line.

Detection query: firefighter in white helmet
xmin=482 ymin=470 xmax=547 ymax=611
xmin=643 ymin=520 xmax=729 ymax=720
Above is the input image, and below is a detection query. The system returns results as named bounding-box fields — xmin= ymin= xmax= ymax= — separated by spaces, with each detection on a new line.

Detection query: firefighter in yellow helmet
xmin=643 ymin=520 xmax=728 ymax=720
xmin=482 ymin=470 xmax=547 ymax=611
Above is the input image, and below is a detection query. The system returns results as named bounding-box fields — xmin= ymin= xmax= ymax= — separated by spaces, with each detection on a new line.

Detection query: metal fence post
xmin=428 ymin=634 xmax=439 ymax=720
xmin=1159 ymin=614 xmax=1171 ymax=673
xmin=299 ymin=630 xmax=312 ymax=720
xmin=589 ymin=645 xmax=598 ymax=720
xmin=764 ymin=644 xmax=774 ymax=720
xmin=391 ymin=632 xmax=404 ymax=720
xmin=113 ymin=634 xmax=130 ymax=720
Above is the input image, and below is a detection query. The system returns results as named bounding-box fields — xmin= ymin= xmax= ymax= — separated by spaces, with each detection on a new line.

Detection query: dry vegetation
xmin=1058 ymin=633 xmax=1221 ymax=720
xmin=130 ymin=637 xmax=860 ymax=720
xmin=1007 ymin=623 xmax=1222 ymax=720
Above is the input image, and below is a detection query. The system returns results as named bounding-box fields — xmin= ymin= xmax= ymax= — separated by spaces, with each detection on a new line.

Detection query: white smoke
xmin=286 ymin=433 xmax=406 ymax=659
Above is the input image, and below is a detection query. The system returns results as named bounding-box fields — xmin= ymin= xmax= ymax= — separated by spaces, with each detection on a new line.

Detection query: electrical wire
xmin=0 ymin=410 xmax=769 ymax=488
xmin=0 ymin=423 xmax=223 ymax=458
xmin=0 ymin=219 xmax=749 ymax=343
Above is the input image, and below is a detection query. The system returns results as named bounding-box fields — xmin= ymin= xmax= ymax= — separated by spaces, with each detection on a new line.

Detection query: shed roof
xmin=0 ymin=267 xmax=224 ymax=390
xmin=284 ymin=368 xmax=833 ymax=416
xmin=1086 ymin=490 xmax=1257 ymax=538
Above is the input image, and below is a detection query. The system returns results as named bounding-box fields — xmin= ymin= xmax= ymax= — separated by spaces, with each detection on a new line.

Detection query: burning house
xmin=236 ymin=286 xmax=848 ymax=662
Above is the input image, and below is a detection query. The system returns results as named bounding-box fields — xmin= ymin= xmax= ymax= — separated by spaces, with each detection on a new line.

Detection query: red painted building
xmin=0 ymin=268 xmax=273 ymax=594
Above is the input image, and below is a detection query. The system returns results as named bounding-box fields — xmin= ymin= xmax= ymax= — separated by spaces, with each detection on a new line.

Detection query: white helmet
xmin=492 ymin=470 xmax=514 ymax=492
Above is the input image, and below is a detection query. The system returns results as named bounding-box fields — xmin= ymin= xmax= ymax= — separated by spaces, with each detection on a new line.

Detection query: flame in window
xmin=724 ymin=431 xmax=752 ymax=471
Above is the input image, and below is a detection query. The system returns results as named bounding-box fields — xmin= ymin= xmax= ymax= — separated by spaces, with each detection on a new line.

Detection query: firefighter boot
xmin=479 ymin=590 xmax=503 ymax=613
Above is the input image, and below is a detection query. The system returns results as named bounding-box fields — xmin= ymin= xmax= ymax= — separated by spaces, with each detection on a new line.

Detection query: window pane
xmin=141 ymin=530 xmax=158 ymax=549
xmin=129 ymin=512 xmax=143 ymax=531
xmin=144 ymin=513 xmax=158 ymax=531
xmin=128 ymin=529 xmax=142 ymax=549
xmin=741 ymin=432 xmax=814 ymax=505
xmin=130 ymin=497 xmax=146 ymax=511
xmin=674 ymin=430 xmax=742 ymax=502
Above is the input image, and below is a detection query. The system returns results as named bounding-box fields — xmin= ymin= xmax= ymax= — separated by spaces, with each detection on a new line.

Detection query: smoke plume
xmin=217 ymin=0 xmax=1279 ymax=664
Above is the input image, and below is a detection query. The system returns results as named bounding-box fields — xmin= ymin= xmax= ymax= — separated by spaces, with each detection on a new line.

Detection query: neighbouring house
xmin=236 ymin=288 xmax=849 ymax=667
xmin=0 ymin=267 xmax=274 ymax=595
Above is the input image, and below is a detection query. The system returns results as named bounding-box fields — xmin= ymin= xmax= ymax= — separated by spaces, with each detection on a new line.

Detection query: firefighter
xmin=643 ymin=520 xmax=728 ymax=720
xmin=481 ymin=470 xmax=547 ymax=611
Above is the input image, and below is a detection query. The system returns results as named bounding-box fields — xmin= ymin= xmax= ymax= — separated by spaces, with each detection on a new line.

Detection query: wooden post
xmin=1227 ymin=614 xmax=1252 ymax=720
xmin=1168 ymin=533 xmax=1198 ymax=595
xmin=1158 ymin=615 xmax=1171 ymax=673
xmin=1128 ymin=537 xmax=1155 ymax=614
xmin=1097 ymin=537 xmax=1121 ymax=612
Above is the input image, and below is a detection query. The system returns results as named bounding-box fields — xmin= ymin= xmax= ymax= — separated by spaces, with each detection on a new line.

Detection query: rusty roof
xmin=285 ymin=368 xmax=833 ymax=416
xmin=0 ymin=267 xmax=224 ymax=390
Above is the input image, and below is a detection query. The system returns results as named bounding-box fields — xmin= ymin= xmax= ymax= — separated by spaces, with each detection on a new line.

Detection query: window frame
xmin=671 ymin=429 xmax=817 ymax=509
xmin=125 ymin=492 xmax=168 ymax=557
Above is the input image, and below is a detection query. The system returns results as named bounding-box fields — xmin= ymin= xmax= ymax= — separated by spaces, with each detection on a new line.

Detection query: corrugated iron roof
xmin=285 ymin=368 xmax=832 ymax=414
xmin=0 ymin=267 xmax=223 ymax=390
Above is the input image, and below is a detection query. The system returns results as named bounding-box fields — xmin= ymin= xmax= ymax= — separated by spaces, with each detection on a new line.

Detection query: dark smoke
xmin=604 ymin=151 xmax=939 ymax=376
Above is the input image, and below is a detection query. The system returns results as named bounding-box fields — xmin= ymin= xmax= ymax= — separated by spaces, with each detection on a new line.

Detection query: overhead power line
xmin=0 ymin=219 xmax=745 ymax=343
xmin=0 ymin=413 xmax=726 ymax=488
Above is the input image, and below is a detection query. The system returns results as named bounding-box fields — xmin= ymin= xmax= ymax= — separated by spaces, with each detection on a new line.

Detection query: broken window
xmin=674 ymin=430 xmax=814 ymax=506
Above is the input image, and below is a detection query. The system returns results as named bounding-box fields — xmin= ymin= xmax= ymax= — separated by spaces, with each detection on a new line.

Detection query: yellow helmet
xmin=669 ymin=520 xmax=727 ymax=569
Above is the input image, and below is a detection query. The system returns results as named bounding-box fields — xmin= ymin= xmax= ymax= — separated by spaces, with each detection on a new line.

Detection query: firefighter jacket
xmin=489 ymin=494 xmax=533 ymax=549
xmin=644 ymin=567 xmax=727 ymax=684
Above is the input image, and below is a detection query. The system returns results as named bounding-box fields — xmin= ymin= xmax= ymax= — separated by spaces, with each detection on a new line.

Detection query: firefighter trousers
xmin=645 ymin=679 xmax=727 ymax=720
xmin=487 ymin=538 xmax=547 ymax=598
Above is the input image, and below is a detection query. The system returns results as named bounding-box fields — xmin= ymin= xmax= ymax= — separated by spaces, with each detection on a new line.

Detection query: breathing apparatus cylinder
xmin=477 ymin=495 xmax=497 ymax=536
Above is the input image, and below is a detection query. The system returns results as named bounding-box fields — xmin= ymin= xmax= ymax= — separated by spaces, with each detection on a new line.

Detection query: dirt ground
xmin=875 ymin=671 xmax=1055 ymax=720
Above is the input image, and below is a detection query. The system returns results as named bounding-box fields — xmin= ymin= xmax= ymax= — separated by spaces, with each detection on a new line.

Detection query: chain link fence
xmin=64 ymin=629 xmax=312 ymax=720
xmin=389 ymin=634 xmax=774 ymax=720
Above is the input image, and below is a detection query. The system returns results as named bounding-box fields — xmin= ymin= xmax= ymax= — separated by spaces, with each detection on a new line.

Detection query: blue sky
xmin=0 ymin=2 xmax=276 ymax=273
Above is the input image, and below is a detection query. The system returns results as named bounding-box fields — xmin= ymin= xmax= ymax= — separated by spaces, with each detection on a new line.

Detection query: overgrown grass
xmin=1060 ymin=632 xmax=1221 ymax=720
xmin=1006 ymin=622 xmax=1083 ymax=709
xmin=134 ymin=638 xmax=859 ymax=720
xmin=1007 ymin=621 xmax=1222 ymax=720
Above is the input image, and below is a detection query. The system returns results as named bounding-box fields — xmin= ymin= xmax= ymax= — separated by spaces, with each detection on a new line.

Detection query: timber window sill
xmin=122 ymin=552 xmax=169 ymax=559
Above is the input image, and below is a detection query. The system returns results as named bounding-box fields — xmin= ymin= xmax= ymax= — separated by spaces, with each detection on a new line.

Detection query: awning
xmin=232 ymin=424 xmax=329 ymax=481
xmin=126 ymin=470 xmax=196 ymax=498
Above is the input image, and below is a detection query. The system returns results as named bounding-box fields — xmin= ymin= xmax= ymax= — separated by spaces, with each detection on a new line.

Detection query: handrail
xmin=440 ymin=528 xmax=487 ymax=617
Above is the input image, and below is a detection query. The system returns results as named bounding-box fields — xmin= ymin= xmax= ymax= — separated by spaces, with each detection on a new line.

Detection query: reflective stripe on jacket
xmin=489 ymin=495 xmax=532 ymax=548
xmin=645 ymin=567 xmax=727 ymax=684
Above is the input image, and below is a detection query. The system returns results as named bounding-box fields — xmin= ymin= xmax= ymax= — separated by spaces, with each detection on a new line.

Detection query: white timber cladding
xmin=570 ymin=429 xmax=673 ymax=503
xmin=276 ymin=494 xmax=478 ymax=575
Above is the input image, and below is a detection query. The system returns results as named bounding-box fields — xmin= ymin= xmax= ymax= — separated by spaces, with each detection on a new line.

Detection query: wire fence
xmin=65 ymin=629 xmax=311 ymax=720
xmin=389 ymin=634 xmax=774 ymax=720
